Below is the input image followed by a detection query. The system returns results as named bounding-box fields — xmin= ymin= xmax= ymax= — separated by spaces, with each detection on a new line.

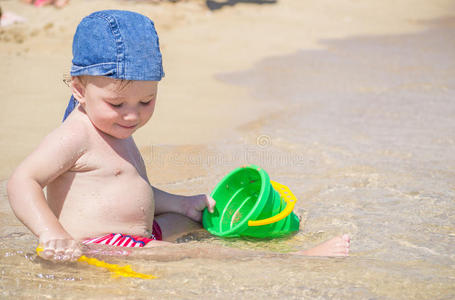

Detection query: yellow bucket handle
xmin=248 ymin=180 xmax=297 ymax=227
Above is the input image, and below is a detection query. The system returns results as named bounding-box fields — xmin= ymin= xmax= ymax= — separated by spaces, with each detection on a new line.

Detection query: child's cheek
xmin=105 ymin=110 xmax=121 ymax=123
xmin=100 ymin=103 xmax=119 ymax=119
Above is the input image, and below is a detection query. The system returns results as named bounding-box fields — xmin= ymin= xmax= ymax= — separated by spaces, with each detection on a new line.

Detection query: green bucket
xmin=202 ymin=165 xmax=300 ymax=238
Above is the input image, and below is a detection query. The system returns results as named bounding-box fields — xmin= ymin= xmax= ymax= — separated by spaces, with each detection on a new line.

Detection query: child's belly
xmin=47 ymin=171 xmax=155 ymax=240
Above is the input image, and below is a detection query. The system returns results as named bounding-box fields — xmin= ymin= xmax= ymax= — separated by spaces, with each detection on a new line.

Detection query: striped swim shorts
xmin=82 ymin=220 xmax=162 ymax=248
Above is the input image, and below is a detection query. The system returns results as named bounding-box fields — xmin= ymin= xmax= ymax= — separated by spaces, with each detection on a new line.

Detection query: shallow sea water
xmin=1 ymin=17 xmax=455 ymax=299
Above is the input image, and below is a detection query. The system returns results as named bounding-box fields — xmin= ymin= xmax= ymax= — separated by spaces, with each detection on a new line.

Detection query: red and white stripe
xmin=82 ymin=233 xmax=148 ymax=248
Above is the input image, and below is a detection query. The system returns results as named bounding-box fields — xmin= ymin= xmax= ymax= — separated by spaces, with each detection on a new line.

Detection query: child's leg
xmin=154 ymin=213 xmax=202 ymax=242
xmin=131 ymin=235 xmax=351 ymax=260
xmin=151 ymin=212 xmax=350 ymax=256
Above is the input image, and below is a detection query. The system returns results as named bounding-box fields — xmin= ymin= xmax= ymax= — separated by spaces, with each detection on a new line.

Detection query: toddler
xmin=8 ymin=10 xmax=349 ymax=262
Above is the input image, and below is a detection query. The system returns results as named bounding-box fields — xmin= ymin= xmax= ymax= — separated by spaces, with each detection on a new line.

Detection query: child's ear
xmin=71 ymin=77 xmax=86 ymax=103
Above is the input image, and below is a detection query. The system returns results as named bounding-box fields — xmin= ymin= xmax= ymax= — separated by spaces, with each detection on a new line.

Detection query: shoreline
xmin=1 ymin=0 xmax=454 ymax=180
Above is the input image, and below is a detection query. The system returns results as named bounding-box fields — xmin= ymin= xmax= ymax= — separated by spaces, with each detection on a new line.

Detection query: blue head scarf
xmin=63 ymin=10 xmax=164 ymax=121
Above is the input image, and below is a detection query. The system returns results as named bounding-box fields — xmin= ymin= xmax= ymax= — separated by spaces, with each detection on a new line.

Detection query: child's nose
xmin=122 ymin=108 xmax=139 ymax=121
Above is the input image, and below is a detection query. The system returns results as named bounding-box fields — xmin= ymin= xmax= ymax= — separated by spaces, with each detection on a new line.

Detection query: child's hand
xmin=38 ymin=236 xmax=81 ymax=262
xmin=183 ymin=194 xmax=216 ymax=223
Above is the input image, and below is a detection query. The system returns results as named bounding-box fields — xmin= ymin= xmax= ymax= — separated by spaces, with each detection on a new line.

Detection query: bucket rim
xmin=205 ymin=164 xmax=271 ymax=236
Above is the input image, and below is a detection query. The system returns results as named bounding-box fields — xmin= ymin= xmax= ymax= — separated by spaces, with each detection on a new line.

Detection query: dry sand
xmin=1 ymin=0 xmax=454 ymax=181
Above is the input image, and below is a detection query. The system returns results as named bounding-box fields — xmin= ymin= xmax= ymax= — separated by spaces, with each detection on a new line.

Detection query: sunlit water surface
xmin=1 ymin=17 xmax=455 ymax=299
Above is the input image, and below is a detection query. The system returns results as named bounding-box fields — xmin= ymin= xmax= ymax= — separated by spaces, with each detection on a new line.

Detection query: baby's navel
xmin=114 ymin=169 xmax=122 ymax=176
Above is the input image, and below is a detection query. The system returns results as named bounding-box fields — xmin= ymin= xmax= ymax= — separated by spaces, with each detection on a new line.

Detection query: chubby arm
xmin=152 ymin=187 xmax=215 ymax=223
xmin=7 ymin=121 xmax=87 ymax=261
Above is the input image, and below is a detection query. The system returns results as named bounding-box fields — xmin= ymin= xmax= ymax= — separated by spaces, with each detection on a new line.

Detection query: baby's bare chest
xmin=77 ymin=137 xmax=146 ymax=177
xmin=48 ymin=137 xmax=154 ymax=222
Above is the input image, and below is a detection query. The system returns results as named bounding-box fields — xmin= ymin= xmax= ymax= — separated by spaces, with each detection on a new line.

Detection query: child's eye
xmin=140 ymin=99 xmax=154 ymax=106
xmin=110 ymin=103 xmax=123 ymax=108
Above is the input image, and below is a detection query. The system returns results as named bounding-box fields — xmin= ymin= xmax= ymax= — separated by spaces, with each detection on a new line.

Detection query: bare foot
xmin=295 ymin=234 xmax=350 ymax=257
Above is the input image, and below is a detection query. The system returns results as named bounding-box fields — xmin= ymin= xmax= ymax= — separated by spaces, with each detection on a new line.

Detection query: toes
xmin=336 ymin=246 xmax=349 ymax=256
xmin=341 ymin=234 xmax=351 ymax=250
xmin=334 ymin=237 xmax=350 ymax=256
xmin=335 ymin=243 xmax=349 ymax=253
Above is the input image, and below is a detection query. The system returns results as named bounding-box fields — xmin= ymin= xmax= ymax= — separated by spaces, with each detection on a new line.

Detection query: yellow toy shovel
xmin=36 ymin=246 xmax=157 ymax=279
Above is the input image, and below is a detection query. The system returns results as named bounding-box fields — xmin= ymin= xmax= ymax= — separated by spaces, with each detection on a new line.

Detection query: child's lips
xmin=118 ymin=123 xmax=137 ymax=129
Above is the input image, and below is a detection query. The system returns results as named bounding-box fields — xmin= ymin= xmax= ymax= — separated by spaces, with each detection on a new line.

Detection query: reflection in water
xmin=1 ymin=18 xmax=455 ymax=299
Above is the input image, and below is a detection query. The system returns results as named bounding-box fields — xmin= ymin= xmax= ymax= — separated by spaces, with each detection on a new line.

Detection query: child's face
xmin=75 ymin=76 xmax=158 ymax=139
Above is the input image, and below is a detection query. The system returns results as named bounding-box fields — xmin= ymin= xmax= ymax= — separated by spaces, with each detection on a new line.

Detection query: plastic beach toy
xmin=202 ymin=165 xmax=300 ymax=238
xmin=36 ymin=246 xmax=157 ymax=279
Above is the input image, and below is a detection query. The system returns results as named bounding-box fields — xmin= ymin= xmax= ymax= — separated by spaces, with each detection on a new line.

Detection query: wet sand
xmin=1 ymin=0 xmax=454 ymax=180
xmin=1 ymin=0 xmax=455 ymax=299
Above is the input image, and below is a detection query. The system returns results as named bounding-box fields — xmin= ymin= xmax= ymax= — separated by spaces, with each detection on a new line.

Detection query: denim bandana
xmin=63 ymin=10 xmax=164 ymax=121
